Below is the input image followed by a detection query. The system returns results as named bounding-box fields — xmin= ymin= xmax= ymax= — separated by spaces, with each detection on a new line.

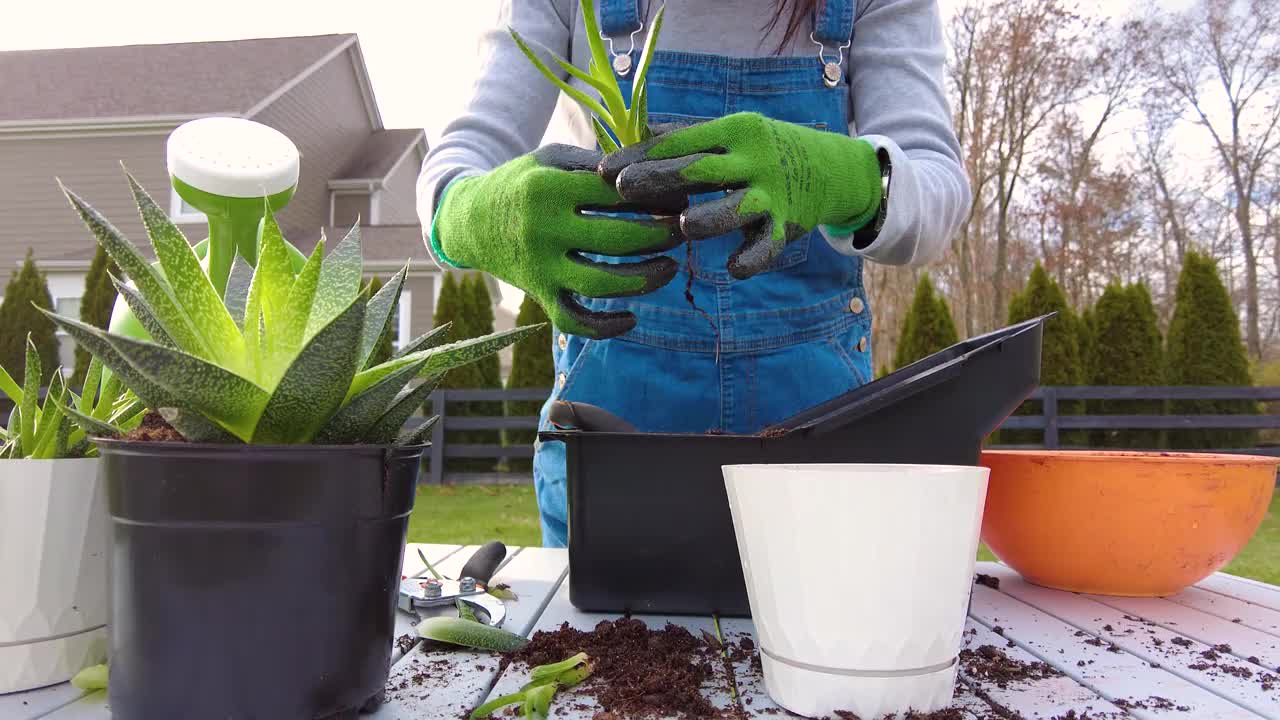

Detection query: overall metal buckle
xmin=603 ymin=24 xmax=643 ymax=76
xmin=810 ymin=32 xmax=852 ymax=88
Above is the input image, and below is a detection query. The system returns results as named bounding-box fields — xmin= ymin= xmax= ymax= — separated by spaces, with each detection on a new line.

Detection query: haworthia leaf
xmin=44 ymin=311 xmax=180 ymax=412
xmin=362 ymin=376 xmax=441 ymax=445
xmin=224 ymin=255 xmax=254 ymax=327
xmin=0 ymin=363 xmax=21 ymax=405
xmin=254 ymin=208 xmax=296 ymax=341
xmin=58 ymin=401 xmax=121 ymax=440
xmin=359 ymin=263 xmax=407 ymax=370
xmin=395 ymin=414 xmax=439 ymax=447
xmin=314 ymin=357 xmax=426 ymax=444
xmin=60 ymin=182 xmax=209 ymax=358
xmin=127 ymin=174 xmax=243 ymax=366
xmin=252 ymin=297 xmax=364 ymax=444
xmin=20 ymin=336 xmax=38 ymax=450
xmin=592 ymin=116 xmax=620 ymax=154
xmin=100 ymin=331 xmax=267 ymax=439
xmin=392 ymin=322 xmax=452 ymax=360
xmin=276 ymin=238 xmax=326 ymax=361
xmin=110 ymin=276 xmax=176 ymax=348
xmin=418 ymin=325 xmax=544 ymax=378
xmin=79 ymin=357 xmax=102 ymax=414
xmin=306 ymin=224 xmax=363 ymax=338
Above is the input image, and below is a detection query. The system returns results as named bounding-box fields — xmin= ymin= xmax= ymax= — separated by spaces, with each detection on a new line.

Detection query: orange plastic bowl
xmin=980 ymin=450 xmax=1277 ymax=597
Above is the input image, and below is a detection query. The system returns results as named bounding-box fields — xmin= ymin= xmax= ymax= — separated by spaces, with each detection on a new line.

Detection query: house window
xmin=169 ymin=188 xmax=206 ymax=224
xmin=54 ymin=297 xmax=81 ymax=373
xmin=332 ymin=192 xmax=371 ymax=228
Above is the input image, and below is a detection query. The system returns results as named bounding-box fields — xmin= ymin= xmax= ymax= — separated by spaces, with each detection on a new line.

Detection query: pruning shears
xmin=398 ymin=541 xmax=509 ymax=628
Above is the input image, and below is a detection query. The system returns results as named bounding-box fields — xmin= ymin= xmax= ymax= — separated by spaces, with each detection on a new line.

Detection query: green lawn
xmin=409 ymin=487 xmax=1280 ymax=586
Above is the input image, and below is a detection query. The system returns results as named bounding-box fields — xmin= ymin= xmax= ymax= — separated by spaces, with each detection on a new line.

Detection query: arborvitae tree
xmin=433 ymin=273 xmax=483 ymax=471
xmin=1004 ymin=263 xmax=1085 ymax=445
xmin=72 ymin=244 xmax=120 ymax=385
xmin=0 ymin=250 xmax=59 ymax=383
xmin=893 ymin=273 xmax=960 ymax=369
xmin=465 ymin=274 xmax=503 ymax=466
xmin=1077 ymin=305 xmax=1096 ymax=383
xmin=504 ymin=294 xmax=553 ymax=472
xmin=1088 ymin=282 xmax=1164 ymax=448
xmin=1166 ymin=251 xmax=1257 ymax=449
xmin=363 ymin=276 xmax=395 ymax=368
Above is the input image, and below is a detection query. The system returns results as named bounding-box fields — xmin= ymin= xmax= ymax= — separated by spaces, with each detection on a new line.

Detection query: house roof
xmin=334 ymin=129 xmax=426 ymax=182
xmin=0 ymin=35 xmax=353 ymax=124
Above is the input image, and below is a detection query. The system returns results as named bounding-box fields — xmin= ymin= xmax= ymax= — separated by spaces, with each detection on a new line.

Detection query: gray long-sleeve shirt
xmin=417 ymin=0 xmax=969 ymax=268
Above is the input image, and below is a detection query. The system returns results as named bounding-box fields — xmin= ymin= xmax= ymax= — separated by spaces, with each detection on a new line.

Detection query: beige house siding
xmin=378 ymin=146 xmax=423 ymax=225
xmin=252 ymin=48 xmax=374 ymax=240
xmin=0 ymin=131 xmax=174 ymax=273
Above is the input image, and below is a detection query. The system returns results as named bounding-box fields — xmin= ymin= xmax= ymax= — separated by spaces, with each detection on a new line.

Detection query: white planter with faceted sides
xmin=0 ymin=458 xmax=108 ymax=693
xmin=723 ymin=463 xmax=990 ymax=719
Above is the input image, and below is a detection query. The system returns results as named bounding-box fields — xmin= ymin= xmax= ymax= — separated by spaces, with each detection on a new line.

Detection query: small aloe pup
xmin=50 ymin=175 xmax=538 ymax=445
xmin=0 ymin=335 xmax=139 ymax=459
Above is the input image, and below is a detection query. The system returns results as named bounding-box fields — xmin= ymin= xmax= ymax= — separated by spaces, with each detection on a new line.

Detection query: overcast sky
xmin=4 ymin=0 xmax=1191 ymax=312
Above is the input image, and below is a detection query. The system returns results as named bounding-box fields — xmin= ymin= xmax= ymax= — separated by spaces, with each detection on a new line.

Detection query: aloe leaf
xmin=633 ymin=82 xmax=650 ymax=141
xmin=58 ymin=401 xmax=120 ymax=440
xmin=0 ymin=364 xmax=21 ymax=405
xmin=592 ymin=116 xmax=620 ymax=154
xmin=59 ymin=182 xmax=209 ymax=357
xmin=394 ymin=414 xmax=439 ymax=447
xmin=4 ymin=409 xmax=19 ymax=458
xmin=71 ymin=664 xmax=108 ymax=691
xmin=393 ymin=322 xmax=452 ymax=360
xmin=630 ymin=3 xmax=664 ymax=112
xmin=416 ymin=616 xmax=527 ymax=652
xmin=110 ymin=275 xmax=176 ymax=348
xmin=470 ymin=692 xmax=526 ymax=719
xmin=79 ymin=357 xmax=102 ymax=414
xmin=527 ymin=653 xmax=588 ymax=685
xmin=30 ymin=373 xmax=65 ymax=459
xmin=93 ymin=372 xmax=123 ymax=420
xmin=361 ymin=376 xmax=441 ymax=445
xmin=20 ymin=336 xmax=38 ymax=450
xmin=254 ymin=208 xmax=296 ymax=339
xmin=126 ymin=174 xmax=243 ymax=365
xmin=359 ymin=264 xmax=407 ymax=370
xmin=523 ymin=683 xmax=557 ymax=720
xmin=419 ymin=325 xmax=543 ymax=378
xmin=251 ymin=297 xmax=364 ymax=444
xmin=224 ymin=255 xmax=254 ymax=327
xmin=156 ymin=408 xmax=238 ymax=443
xmin=537 ymin=40 xmax=626 ymax=123
xmin=277 ymin=238 xmax=326 ymax=355
xmin=578 ymin=0 xmax=614 ymax=99
xmin=314 ymin=358 xmax=426 ymax=444
xmin=306 ymin=224 xmax=363 ymax=338
xmin=509 ymin=28 xmax=617 ymax=134
xmin=456 ymin=599 xmax=480 ymax=623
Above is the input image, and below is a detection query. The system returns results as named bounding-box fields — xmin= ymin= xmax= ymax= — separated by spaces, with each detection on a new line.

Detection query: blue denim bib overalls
xmin=532 ymin=0 xmax=873 ymax=547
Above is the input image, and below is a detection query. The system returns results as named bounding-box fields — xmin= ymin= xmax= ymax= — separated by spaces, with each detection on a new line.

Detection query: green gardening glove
xmin=599 ymin=112 xmax=884 ymax=279
xmin=432 ymin=145 xmax=683 ymax=339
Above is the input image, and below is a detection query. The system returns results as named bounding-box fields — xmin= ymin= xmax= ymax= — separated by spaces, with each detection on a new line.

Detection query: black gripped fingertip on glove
xmin=558 ymin=290 xmax=638 ymax=339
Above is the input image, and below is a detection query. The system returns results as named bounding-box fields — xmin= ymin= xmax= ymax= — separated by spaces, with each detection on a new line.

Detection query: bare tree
xmin=1145 ymin=0 xmax=1280 ymax=359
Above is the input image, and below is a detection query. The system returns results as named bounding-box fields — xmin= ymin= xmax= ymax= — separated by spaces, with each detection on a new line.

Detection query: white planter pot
xmin=0 ymin=458 xmax=108 ymax=693
xmin=723 ymin=463 xmax=989 ymax=719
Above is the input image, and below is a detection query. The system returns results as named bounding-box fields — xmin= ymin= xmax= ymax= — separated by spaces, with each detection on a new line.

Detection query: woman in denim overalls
xmin=418 ymin=0 xmax=970 ymax=547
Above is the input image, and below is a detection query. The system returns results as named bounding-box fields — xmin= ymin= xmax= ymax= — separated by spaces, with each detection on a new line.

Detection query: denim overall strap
xmin=813 ymin=0 xmax=856 ymax=48
xmin=599 ymin=0 xmax=642 ymax=39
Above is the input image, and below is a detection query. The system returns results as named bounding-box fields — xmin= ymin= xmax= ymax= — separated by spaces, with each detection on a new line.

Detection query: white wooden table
xmin=4 ymin=547 xmax=1279 ymax=719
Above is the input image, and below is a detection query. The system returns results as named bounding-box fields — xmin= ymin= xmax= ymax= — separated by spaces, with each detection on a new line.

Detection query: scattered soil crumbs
xmin=508 ymin=618 xmax=721 ymax=717
xmin=1170 ymin=637 xmax=1193 ymax=648
xmin=756 ymin=427 xmax=789 ymax=439
xmin=122 ymin=412 xmax=185 ymax=442
xmin=395 ymin=634 xmax=416 ymax=656
xmin=975 ymin=574 xmax=1000 ymax=590
xmin=1114 ymin=696 xmax=1190 ymax=712
xmin=959 ymin=645 xmax=1062 ymax=689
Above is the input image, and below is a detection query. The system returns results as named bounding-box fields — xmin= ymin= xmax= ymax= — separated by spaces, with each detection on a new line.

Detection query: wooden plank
xmin=1198 ymin=575 xmax=1280 ymax=613
xmin=1084 ymin=593 xmax=1280 ymax=669
xmin=375 ymin=547 xmax=568 ymax=719
xmin=979 ymin=564 xmax=1273 ymax=718
xmin=474 ymin=576 xmax=721 ymax=719
xmin=29 ymin=691 xmax=107 ymax=720
xmin=0 ymin=682 xmax=86 ymax=720
xmin=1169 ymin=587 xmax=1280 ymax=638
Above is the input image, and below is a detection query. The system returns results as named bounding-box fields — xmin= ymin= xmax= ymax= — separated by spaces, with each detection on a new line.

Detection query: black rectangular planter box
xmin=540 ymin=316 xmax=1048 ymax=616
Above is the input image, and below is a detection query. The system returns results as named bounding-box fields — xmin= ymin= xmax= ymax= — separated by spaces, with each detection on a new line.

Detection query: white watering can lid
xmin=166 ymin=117 xmax=300 ymax=198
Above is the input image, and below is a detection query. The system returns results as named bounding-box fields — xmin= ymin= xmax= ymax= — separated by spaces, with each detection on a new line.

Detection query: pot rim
xmin=92 ymin=437 xmax=427 ymax=459
xmin=981 ymin=449 xmax=1280 ymax=466
xmin=722 ymin=462 xmax=985 ymax=474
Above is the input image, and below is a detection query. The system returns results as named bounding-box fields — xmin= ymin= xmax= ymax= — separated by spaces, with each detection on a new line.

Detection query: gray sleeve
xmin=820 ymin=0 xmax=971 ymax=267
xmin=415 ymin=0 xmax=573 ymax=263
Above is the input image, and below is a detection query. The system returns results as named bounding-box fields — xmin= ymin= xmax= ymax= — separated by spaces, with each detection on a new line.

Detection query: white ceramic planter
xmin=0 ymin=458 xmax=108 ymax=693
xmin=723 ymin=463 xmax=989 ymax=719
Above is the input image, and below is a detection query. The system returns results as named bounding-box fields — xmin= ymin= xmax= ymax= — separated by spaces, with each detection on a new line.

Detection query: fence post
xmin=429 ymin=390 xmax=446 ymax=485
xmin=1043 ymin=387 xmax=1059 ymax=450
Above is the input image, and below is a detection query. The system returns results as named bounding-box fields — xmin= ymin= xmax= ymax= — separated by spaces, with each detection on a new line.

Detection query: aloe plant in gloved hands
xmin=431 ymin=145 xmax=684 ymax=339
xmin=598 ymin=112 xmax=887 ymax=280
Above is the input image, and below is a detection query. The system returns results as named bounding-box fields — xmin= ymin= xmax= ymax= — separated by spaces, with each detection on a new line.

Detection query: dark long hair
xmin=761 ymin=0 xmax=820 ymax=53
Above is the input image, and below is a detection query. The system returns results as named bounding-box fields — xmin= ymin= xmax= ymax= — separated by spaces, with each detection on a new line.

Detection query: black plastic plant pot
xmin=97 ymin=439 xmax=423 ymax=720
xmin=540 ymin=315 xmax=1050 ymax=617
